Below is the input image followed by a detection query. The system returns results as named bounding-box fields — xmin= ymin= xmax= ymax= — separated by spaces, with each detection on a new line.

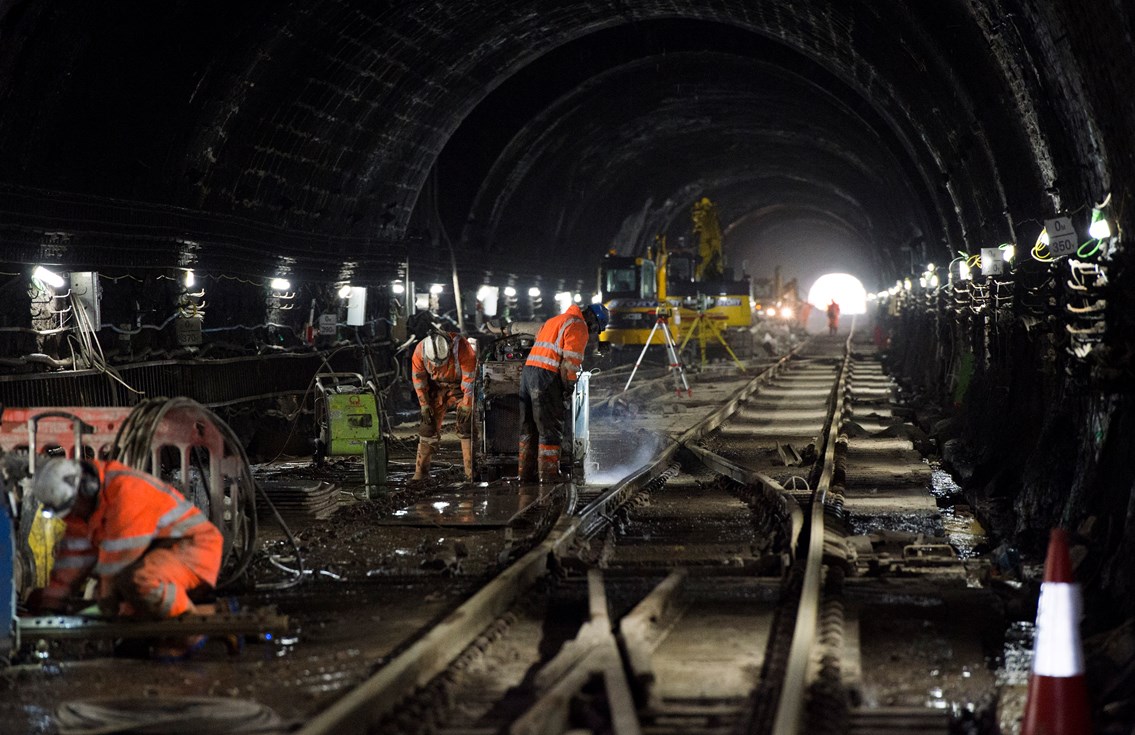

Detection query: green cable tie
xmin=1077 ymin=239 xmax=1101 ymax=259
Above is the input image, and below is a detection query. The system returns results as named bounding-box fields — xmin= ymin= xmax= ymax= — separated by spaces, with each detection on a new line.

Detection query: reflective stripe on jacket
xmin=411 ymin=334 xmax=476 ymax=407
xmin=525 ymin=305 xmax=588 ymax=381
xmin=45 ymin=459 xmax=223 ymax=601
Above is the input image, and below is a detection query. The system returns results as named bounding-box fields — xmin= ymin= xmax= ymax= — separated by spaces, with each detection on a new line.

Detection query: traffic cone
xmin=1021 ymin=528 xmax=1091 ymax=735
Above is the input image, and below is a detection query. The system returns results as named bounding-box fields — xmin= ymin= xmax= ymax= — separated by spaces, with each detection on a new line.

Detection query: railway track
xmin=297 ymin=331 xmax=1003 ymax=735
xmin=6 ymin=330 xmax=1010 ymax=735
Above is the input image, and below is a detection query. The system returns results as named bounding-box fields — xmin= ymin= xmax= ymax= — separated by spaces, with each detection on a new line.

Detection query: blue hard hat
xmin=586 ymin=303 xmax=609 ymax=332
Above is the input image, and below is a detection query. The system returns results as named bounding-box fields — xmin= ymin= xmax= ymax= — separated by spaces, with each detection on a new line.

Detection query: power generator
xmin=313 ymin=372 xmax=386 ymax=487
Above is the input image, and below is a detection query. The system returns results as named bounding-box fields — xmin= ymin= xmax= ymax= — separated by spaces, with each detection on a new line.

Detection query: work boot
xmin=412 ymin=441 xmax=435 ymax=481
xmin=517 ymin=435 xmax=537 ymax=482
xmin=538 ymin=444 xmax=562 ymax=483
xmin=460 ymin=438 xmax=473 ymax=481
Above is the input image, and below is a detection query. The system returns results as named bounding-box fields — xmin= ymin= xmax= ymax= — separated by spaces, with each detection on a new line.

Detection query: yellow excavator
xmin=599 ymin=197 xmax=752 ymax=350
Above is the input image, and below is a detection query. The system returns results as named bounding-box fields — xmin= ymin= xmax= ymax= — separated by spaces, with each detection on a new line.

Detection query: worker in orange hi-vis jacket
xmin=26 ymin=457 xmax=223 ymax=620
xmin=411 ymin=331 xmax=477 ymax=481
xmin=826 ymin=299 xmax=841 ymax=335
xmin=518 ymin=303 xmax=609 ymax=483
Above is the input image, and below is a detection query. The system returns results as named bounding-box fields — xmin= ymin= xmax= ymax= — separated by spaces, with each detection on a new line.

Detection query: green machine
xmin=314 ymin=373 xmax=386 ymax=489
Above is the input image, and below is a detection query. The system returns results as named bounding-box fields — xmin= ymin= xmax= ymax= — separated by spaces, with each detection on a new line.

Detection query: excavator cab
xmin=664 ymin=252 xmax=697 ymax=298
xmin=598 ymin=255 xmax=659 ymax=346
xmin=601 ymin=255 xmax=656 ymax=301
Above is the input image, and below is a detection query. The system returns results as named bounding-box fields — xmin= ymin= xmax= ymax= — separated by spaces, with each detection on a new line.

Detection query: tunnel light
xmin=504 ymin=286 xmax=517 ymax=298
xmin=808 ymin=271 xmax=867 ymax=315
xmin=554 ymin=291 xmax=573 ymax=313
xmin=765 ymin=307 xmax=776 ymax=316
xmin=391 ymin=282 xmax=405 ymax=295
xmin=903 ymin=278 xmax=912 ymax=291
xmin=270 ymin=277 xmax=291 ymax=291
xmin=477 ymin=285 xmax=499 ymax=317
xmin=429 ymin=283 xmax=444 ymax=295
xmin=919 ymin=276 xmax=928 ymax=289
xmin=1089 ymin=208 xmax=1111 ymax=239
xmin=779 ymin=306 xmax=793 ymax=319
xmin=184 ymin=269 xmax=196 ymax=288
xmin=573 ymin=292 xmax=582 ymax=303
xmin=32 ymin=265 xmax=66 ymax=289
xmin=345 ymin=286 xmax=367 ymax=325
xmin=337 ymin=284 xmax=353 ymax=299
xmin=926 ymin=263 xmax=935 ymax=273
xmin=528 ymin=287 xmax=541 ymax=298
xmin=1000 ymin=244 xmax=1015 ymax=262
xmin=930 ymin=274 xmax=939 ymax=288
xmin=958 ymin=261 xmax=971 ymax=281
xmin=591 ymin=293 xmax=602 ymax=304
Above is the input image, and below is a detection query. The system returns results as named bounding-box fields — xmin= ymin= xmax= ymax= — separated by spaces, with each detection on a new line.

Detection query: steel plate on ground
xmin=376 ymin=482 xmax=562 ymax=527
xmin=257 ymin=479 xmax=339 ymax=522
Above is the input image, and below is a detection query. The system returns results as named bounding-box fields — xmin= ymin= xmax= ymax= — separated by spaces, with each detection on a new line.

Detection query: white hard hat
xmin=31 ymin=457 xmax=84 ymax=518
xmin=423 ymin=333 xmax=451 ymax=364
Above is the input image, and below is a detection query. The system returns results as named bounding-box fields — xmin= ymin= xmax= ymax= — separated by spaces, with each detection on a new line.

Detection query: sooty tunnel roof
xmin=0 ymin=0 xmax=1124 ymax=289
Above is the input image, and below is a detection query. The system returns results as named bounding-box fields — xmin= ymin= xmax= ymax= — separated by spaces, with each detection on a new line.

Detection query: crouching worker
xmin=27 ymin=457 xmax=223 ymax=620
xmin=411 ymin=331 xmax=476 ymax=481
xmin=518 ymin=303 xmax=608 ymax=483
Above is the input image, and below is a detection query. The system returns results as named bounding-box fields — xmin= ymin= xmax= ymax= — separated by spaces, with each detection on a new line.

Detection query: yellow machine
xmin=752 ymin=267 xmax=804 ymax=323
xmin=599 ymin=198 xmax=752 ymax=350
xmin=597 ymin=252 xmax=660 ymax=347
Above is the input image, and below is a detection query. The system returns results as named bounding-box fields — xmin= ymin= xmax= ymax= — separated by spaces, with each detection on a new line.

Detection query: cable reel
xmin=109 ymin=398 xmax=259 ymax=588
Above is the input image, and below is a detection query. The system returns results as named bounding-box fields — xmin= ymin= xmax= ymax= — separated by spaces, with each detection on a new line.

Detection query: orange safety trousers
xmin=114 ymin=541 xmax=222 ymax=618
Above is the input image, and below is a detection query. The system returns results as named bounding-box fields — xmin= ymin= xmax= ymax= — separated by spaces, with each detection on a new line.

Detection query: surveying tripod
xmin=677 ymin=300 xmax=746 ymax=372
xmin=623 ymin=305 xmax=691 ymax=396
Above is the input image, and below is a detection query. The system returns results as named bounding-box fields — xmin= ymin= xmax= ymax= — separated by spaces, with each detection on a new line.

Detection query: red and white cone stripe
xmin=1021 ymin=528 xmax=1091 ymax=735
xmin=1030 ymin=581 xmax=1083 ymax=678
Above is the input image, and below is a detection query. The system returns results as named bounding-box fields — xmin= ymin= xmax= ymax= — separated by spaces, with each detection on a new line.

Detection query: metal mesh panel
xmin=0 ymin=352 xmax=344 ymax=409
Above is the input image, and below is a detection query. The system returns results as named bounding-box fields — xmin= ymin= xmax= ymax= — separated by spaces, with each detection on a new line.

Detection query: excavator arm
xmin=691 ymin=197 xmax=724 ymax=282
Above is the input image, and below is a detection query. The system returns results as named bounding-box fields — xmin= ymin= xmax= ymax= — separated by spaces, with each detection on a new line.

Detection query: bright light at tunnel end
xmin=807 ymin=273 xmax=868 ymax=315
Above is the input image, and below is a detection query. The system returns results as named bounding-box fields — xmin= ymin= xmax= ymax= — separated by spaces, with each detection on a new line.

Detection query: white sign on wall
xmin=1045 ymin=217 xmax=1078 ymax=258
xmin=980 ymin=248 xmax=1004 ymax=275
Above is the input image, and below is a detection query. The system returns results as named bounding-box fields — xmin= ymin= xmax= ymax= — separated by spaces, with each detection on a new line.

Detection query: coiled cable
xmin=109 ymin=397 xmax=303 ymax=590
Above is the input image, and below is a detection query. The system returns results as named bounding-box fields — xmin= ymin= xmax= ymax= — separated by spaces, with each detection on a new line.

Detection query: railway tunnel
xmin=1 ymin=1 xmax=1133 ymax=733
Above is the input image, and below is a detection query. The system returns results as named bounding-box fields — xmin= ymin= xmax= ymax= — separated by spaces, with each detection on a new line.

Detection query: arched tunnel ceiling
xmin=0 ymin=0 xmax=1120 ymax=288
xmin=455 ymin=50 xmax=929 ymax=277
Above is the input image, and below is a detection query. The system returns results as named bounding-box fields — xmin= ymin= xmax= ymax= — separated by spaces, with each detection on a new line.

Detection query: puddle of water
xmin=926 ymin=459 xmax=991 ymax=565
xmin=929 ymin=464 xmax=962 ymax=498
xmin=996 ymin=621 xmax=1035 ymax=687
xmin=939 ymin=506 xmax=987 ymax=560
xmin=273 ymin=634 xmax=301 ymax=658
xmin=993 ymin=620 xmax=1035 ymax=735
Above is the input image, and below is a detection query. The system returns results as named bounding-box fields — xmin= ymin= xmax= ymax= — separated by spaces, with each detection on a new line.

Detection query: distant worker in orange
xmin=411 ymin=331 xmax=476 ymax=481
xmin=518 ymin=303 xmax=609 ymax=482
xmin=27 ymin=457 xmax=223 ymax=620
xmin=826 ymin=299 xmax=841 ymax=335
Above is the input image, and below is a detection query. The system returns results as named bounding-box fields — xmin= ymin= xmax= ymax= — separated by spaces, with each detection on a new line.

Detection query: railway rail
xmin=5 ymin=330 xmax=1012 ymax=735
